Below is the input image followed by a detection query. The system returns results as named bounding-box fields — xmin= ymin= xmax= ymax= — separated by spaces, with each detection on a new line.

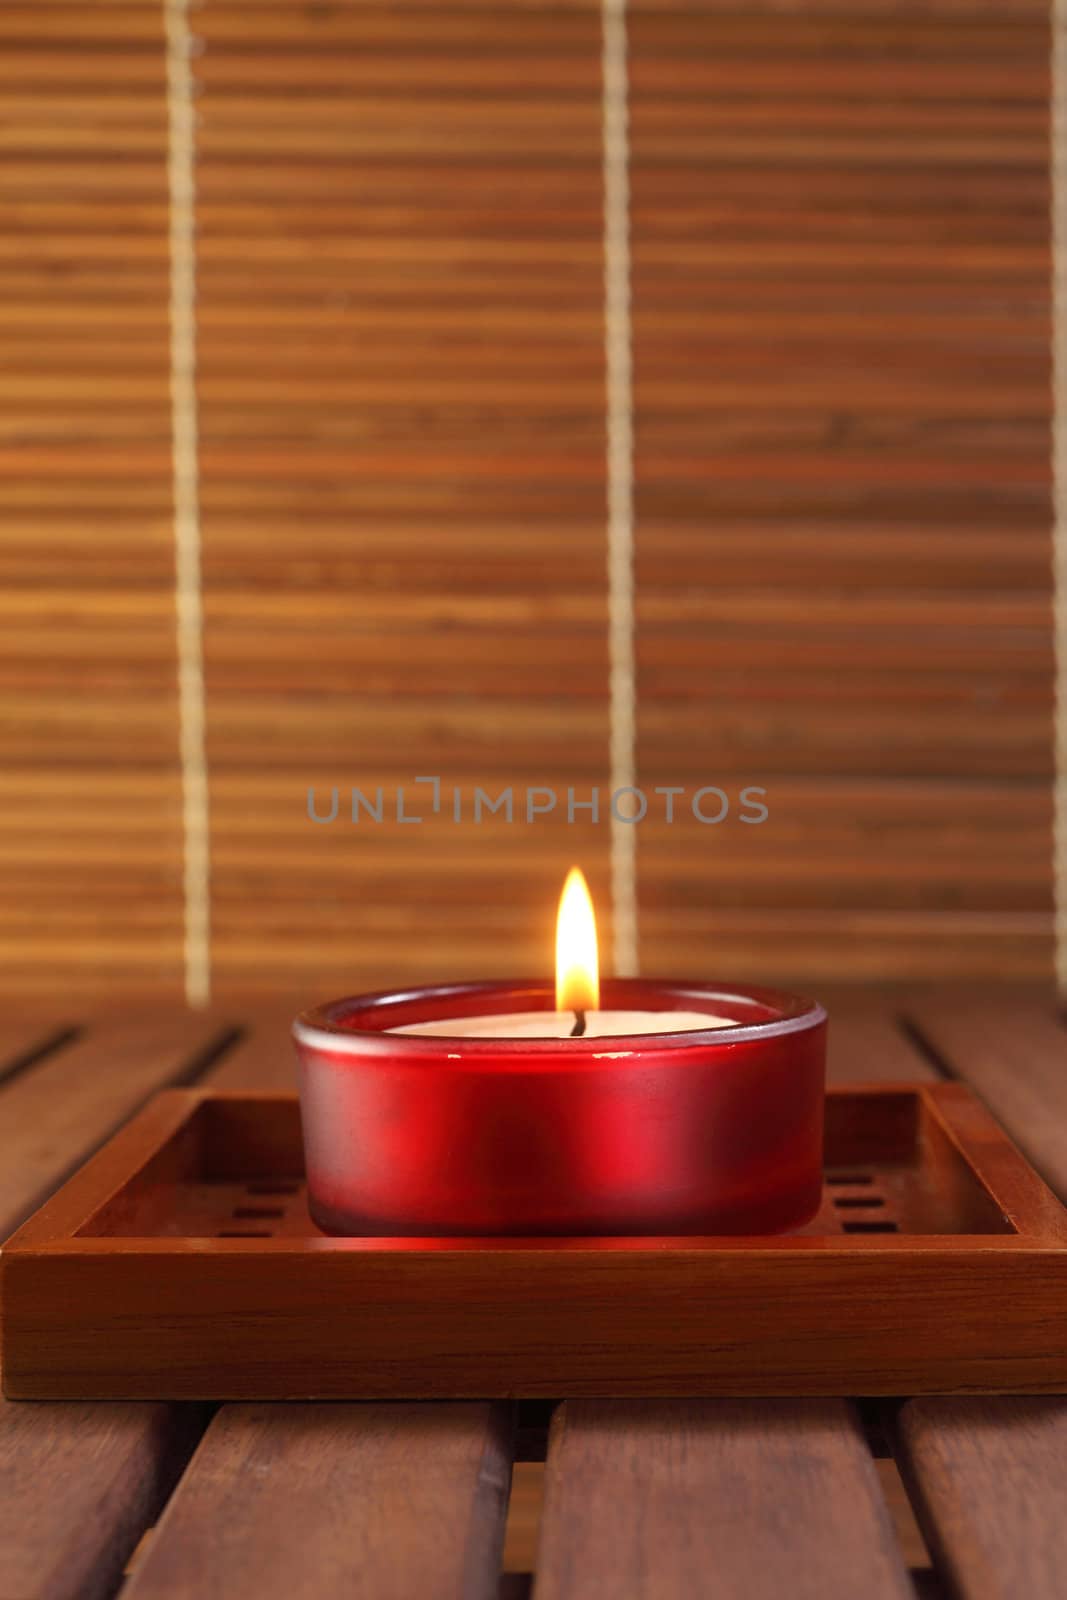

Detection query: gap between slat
xmin=0 ymin=1022 xmax=80 ymax=1092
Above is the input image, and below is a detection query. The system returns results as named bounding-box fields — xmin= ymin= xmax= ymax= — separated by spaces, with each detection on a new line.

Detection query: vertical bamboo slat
xmin=0 ymin=2 xmax=183 ymax=995
xmin=194 ymin=4 xmax=613 ymax=993
xmin=631 ymin=3 xmax=1053 ymax=981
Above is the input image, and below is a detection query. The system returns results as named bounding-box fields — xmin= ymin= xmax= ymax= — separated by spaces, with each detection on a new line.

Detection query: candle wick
xmin=570 ymin=1010 xmax=587 ymax=1038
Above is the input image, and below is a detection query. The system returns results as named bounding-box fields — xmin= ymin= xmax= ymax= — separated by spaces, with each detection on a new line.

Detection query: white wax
xmin=391 ymin=1009 xmax=737 ymax=1039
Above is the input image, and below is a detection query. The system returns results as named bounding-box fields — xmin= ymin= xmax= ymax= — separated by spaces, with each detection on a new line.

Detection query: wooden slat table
xmin=1 ymin=989 xmax=1066 ymax=1599
xmin=535 ymin=1399 xmax=913 ymax=1600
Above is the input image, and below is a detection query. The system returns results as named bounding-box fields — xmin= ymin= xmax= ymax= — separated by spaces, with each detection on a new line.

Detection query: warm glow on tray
xmin=555 ymin=866 xmax=600 ymax=1014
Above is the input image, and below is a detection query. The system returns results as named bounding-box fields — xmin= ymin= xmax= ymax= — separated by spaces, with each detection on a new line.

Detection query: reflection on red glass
xmin=293 ymin=979 xmax=826 ymax=1237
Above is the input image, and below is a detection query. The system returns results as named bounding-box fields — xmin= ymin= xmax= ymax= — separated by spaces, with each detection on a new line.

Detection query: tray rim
xmin=5 ymin=1079 xmax=1067 ymax=1257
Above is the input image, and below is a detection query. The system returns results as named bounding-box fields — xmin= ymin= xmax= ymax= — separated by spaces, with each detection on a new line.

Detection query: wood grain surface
xmin=9 ymin=1081 xmax=1067 ymax=1400
xmin=907 ymin=997 xmax=1067 ymax=1196
xmin=0 ymin=990 xmax=1066 ymax=1594
xmin=534 ymin=1399 xmax=913 ymax=1600
xmin=0 ymin=1017 xmax=229 ymax=1600
xmin=0 ymin=1010 xmax=237 ymax=1238
xmin=0 ymin=1399 xmax=205 ymax=1600
xmin=205 ymin=1007 xmax=302 ymax=1091
xmin=896 ymin=1397 xmax=1067 ymax=1600
xmin=0 ymin=1014 xmax=512 ymax=1600
xmin=122 ymin=1402 xmax=514 ymax=1600
xmin=886 ymin=994 xmax=1067 ymax=1600
xmin=889 ymin=992 xmax=1067 ymax=1593
xmin=824 ymin=993 xmax=939 ymax=1083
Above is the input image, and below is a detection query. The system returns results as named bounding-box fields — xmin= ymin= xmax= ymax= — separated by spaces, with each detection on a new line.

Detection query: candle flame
xmin=555 ymin=866 xmax=599 ymax=1012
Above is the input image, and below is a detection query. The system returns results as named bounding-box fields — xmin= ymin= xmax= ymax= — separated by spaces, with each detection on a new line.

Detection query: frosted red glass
xmin=293 ymin=979 xmax=826 ymax=1237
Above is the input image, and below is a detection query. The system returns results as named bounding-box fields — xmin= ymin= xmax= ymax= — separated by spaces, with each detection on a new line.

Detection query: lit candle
xmin=393 ymin=868 xmax=737 ymax=1039
xmin=293 ymin=875 xmax=827 ymax=1237
xmin=393 ymin=1011 xmax=732 ymax=1038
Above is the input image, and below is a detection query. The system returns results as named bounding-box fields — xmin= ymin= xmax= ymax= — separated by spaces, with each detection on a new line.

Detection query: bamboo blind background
xmin=2 ymin=0 xmax=1053 ymax=1000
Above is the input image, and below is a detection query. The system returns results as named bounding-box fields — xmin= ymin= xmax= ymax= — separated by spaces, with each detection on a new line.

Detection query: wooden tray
xmin=4 ymin=1082 xmax=1067 ymax=1399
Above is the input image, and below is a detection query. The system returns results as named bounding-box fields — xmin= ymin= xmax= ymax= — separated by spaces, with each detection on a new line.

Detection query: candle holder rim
xmin=293 ymin=978 xmax=826 ymax=1059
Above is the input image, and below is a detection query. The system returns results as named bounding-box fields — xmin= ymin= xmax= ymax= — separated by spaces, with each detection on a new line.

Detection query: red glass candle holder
xmin=293 ymin=979 xmax=826 ymax=1237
